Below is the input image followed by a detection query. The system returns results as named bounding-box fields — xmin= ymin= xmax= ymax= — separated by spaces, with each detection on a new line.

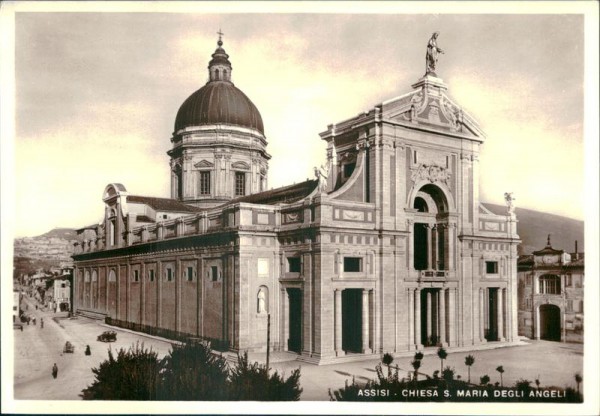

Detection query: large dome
xmin=174 ymin=81 xmax=264 ymax=134
xmin=174 ymin=37 xmax=264 ymax=134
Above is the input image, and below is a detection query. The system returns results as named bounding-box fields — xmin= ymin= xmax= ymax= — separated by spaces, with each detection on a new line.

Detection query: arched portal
xmin=539 ymin=304 xmax=561 ymax=341
xmin=412 ymin=183 xmax=452 ymax=271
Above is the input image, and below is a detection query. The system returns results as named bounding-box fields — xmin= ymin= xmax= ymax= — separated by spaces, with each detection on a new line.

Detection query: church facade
xmin=72 ymin=35 xmax=521 ymax=363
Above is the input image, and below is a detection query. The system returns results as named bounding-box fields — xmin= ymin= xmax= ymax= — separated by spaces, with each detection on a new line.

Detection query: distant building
xmin=45 ymin=267 xmax=73 ymax=312
xmin=517 ymin=237 xmax=584 ymax=342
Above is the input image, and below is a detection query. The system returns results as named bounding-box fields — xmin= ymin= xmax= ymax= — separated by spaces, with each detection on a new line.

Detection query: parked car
xmin=97 ymin=330 xmax=117 ymax=342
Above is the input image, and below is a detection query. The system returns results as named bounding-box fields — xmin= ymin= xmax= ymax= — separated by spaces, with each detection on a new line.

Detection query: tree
xmin=464 ymin=355 xmax=475 ymax=384
xmin=411 ymin=359 xmax=421 ymax=382
xmin=441 ymin=366 xmax=455 ymax=382
xmin=228 ymin=352 xmax=302 ymax=401
xmin=535 ymin=376 xmax=540 ymax=390
xmin=496 ymin=365 xmax=505 ymax=387
xmin=382 ymin=353 xmax=394 ymax=376
xmin=480 ymin=374 xmax=490 ymax=386
xmin=81 ymin=342 xmax=161 ymax=400
xmin=574 ymin=373 xmax=582 ymax=395
xmin=437 ymin=347 xmax=448 ymax=374
xmin=159 ymin=341 xmax=229 ymax=400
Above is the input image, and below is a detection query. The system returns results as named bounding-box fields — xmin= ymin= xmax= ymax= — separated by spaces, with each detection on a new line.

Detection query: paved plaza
xmin=13 ymin=294 xmax=583 ymax=401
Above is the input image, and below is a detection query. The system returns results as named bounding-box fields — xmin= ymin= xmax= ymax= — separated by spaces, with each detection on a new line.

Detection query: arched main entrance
xmin=539 ymin=304 xmax=561 ymax=341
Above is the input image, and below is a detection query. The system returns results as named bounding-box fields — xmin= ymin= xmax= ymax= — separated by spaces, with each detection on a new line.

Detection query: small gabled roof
xmin=532 ymin=235 xmax=564 ymax=256
xmin=226 ymin=180 xmax=318 ymax=206
xmin=126 ymin=195 xmax=203 ymax=213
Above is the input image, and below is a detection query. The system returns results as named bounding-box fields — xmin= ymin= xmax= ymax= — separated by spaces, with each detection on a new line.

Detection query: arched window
xmin=414 ymin=197 xmax=428 ymax=212
xmin=108 ymin=270 xmax=116 ymax=282
xmin=84 ymin=271 xmax=90 ymax=282
xmin=215 ymin=68 xmax=220 ymax=80
xmin=257 ymin=286 xmax=269 ymax=314
xmin=108 ymin=209 xmax=116 ymax=246
xmin=91 ymin=270 xmax=98 ymax=282
xmin=539 ymin=274 xmax=561 ymax=295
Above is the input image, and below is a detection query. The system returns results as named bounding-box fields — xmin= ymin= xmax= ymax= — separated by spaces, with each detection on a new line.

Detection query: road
xmin=13 ymin=295 xmax=173 ymax=400
xmin=13 ymin=294 xmax=584 ymax=401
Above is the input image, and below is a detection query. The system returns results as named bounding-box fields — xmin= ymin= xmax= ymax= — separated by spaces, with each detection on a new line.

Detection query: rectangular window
xmin=287 ymin=257 xmax=301 ymax=273
xmin=343 ymin=162 xmax=356 ymax=178
xmin=211 ymin=266 xmax=218 ymax=282
xmin=149 ymin=269 xmax=155 ymax=282
xmin=186 ymin=266 xmax=194 ymax=282
xmin=166 ymin=268 xmax=173 ymax=282
xmin=133 ymin=270 xmax=139 ymax=282
xmin=567 ymin=300 xmax=573 ymax=312
xmin=486 ymin=261 xmax=498 ymax=274
xmin=565 ymin=274 xmax=572 ymax=287
xmin=235 ymin=172 xmax=246 ymax=196
xmin=61 ymin=283 xmax=66 ymax=288
xmin=200 ymin=171 xmax=211 ymax=195
xmin=343 ymin=257 xmax=362 ymax=272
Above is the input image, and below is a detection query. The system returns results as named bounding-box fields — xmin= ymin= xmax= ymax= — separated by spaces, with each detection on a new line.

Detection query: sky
xmin=3 ymin=5 xmax=594 ymax=237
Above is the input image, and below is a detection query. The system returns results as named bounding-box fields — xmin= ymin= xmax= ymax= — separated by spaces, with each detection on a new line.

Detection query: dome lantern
xmin=208 ymin=30 xmax=232 ymax=82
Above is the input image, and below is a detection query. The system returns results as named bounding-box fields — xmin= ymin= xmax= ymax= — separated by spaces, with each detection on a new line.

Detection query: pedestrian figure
xmin=41 ymin=318 xmax=44 ymax=328
xmin=52 ymin=363 xmax=58 ymax=379
xmin=36 ymin=305 xmax=38 ymax=310
xmin=33 ymin=317 xmax=36 ymax=325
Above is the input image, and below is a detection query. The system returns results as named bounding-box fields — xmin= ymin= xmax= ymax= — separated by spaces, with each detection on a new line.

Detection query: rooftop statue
xmin=426 ymin=32 xmax=444 ymax=75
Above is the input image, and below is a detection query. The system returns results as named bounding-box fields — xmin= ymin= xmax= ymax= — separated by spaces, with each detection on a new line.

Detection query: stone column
xmin=431 ymin=226 xmax=437 ymax=269
xmin=426 ymin=225 xmax=432 ymax=270
xmin=408 ymin=220 xmax=414 ymax=270
xmin=439 ymin=288 xmax=447 ymax=346
xmin=479 ymin=288 xmax=486 ymax=342
xmin=335 ymin=289 xmax=344 ymax=356
xmin=497 ymin=288 xmax=505 ymax=341
xmin=105 ymin=266 xmax=109 ymax=311
xmin=362 ymin=289 xmax=371 ymax=353
xmin=448 ymin=224 xmax=455 ymax=270
xmin=426 ymin=291 xmax=432 ymax=342
xmin=448 ymin=288 xmax=456 ymax=346
xmin=197 ymin=258 xmax=203 ymax=337
xmin=408 ymin=288 xmax=414 ymax=350
xmin=282 ymin=288 xmax=289 ymax=351
xmin=415 ymin=288 xmax=422 ymax=348
xmin=176 ymin=259 xmax=181 ymax=333
xmin=141 ymin=262 xmax=146 ymax=326
xmin=157 ymin=261 xmax=162 ymax=328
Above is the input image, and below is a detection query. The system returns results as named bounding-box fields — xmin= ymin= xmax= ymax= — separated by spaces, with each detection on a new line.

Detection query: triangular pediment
xmin=382 ymin=76 xmax=485 ymax=141
xmin=194 ymin=160 xmax=214 ymax=168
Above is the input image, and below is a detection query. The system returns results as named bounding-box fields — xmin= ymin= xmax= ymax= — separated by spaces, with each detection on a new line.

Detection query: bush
xmin=228 ymin=352 xmax=302 ymax=401
xmin=81 ymin=342 xmax=161 ymax=400
xmin=159 ymin=341 xmax=229 ymax=400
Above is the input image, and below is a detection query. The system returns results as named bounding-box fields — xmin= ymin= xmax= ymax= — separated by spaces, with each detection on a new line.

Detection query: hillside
xmin=482 ymin=203 xmax=584 ymax=255
xmin=13 ymin=227 xmax=80 ymax=277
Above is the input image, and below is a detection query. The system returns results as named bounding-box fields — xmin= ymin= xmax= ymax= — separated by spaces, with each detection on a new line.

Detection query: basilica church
xmin=72 ymin=34 xmax=520 ymax=363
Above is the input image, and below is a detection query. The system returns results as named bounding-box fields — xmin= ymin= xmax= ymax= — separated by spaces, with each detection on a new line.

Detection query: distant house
xmin=13 ymin=290 xmax=22 ymax=322
xmin=517 ymin=237 xmax=584 ymax=343
xmin=45 ymin=267 xmax=73 ymax=312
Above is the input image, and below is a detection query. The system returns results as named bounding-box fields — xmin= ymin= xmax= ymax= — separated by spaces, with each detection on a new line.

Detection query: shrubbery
xmin=81 ymin=341 xmax=302 ymax=401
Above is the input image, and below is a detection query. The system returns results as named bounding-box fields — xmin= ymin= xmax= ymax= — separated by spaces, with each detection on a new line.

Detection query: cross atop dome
xmin=217 ymin=29 xmax=224 ymax=46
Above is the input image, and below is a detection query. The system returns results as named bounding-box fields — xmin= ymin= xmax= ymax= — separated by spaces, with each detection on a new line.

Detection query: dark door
xmin=414 ymin=223 xmax=429 ymax=270
xmin=342 ymin=289 xmax=362 ymax=352
xmin=287 ymin=289 xmax=302 ymax=353
xmin=540 ymin=304 xmax=561 ymax=341
xmin=486 ymin=288 xmax=498 ymax=341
